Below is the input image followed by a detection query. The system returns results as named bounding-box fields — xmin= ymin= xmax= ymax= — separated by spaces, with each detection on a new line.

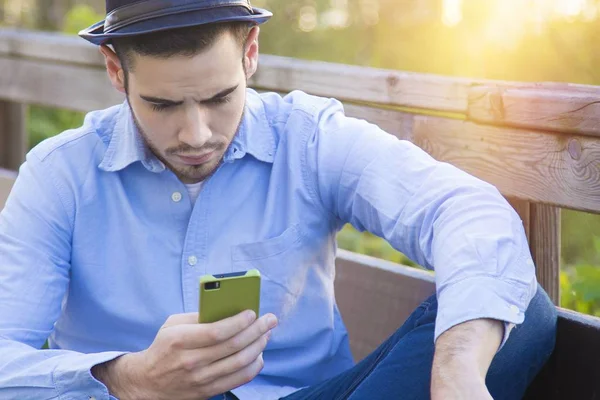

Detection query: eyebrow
xmin=139 ymin=84 xmax=240 ymax=105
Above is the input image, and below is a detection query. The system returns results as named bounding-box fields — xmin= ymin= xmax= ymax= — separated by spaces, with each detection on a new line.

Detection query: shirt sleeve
xmin=0 ymin=153 xmax=125 ymax=400
xmin=304 ymin=99 xmax=538 ymax=344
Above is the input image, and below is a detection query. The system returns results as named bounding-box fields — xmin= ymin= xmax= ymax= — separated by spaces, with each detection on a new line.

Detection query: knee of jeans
xmin=524 ymin=285 xmax=557 ymax=351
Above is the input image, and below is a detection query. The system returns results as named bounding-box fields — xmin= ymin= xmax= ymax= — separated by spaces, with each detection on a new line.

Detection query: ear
xmin=100 ymin=45 xmax=127 ymax=94
xmin=243 ymin=26 xmax=260 ymax=80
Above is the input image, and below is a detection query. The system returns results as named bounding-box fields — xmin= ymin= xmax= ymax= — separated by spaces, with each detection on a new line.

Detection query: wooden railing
xmin=2 ymin=30 xmax=600 ymax=306
xmin=2 ymin=28 xmax=600 ymax=399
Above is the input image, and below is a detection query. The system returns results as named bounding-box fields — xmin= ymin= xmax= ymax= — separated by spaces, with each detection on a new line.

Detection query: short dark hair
xmin=112 ymin=21 xmax=252 ymax=73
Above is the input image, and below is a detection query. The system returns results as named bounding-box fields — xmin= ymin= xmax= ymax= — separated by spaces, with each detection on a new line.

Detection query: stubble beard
xmin=128 ymin=104 xmax=245 ymax=183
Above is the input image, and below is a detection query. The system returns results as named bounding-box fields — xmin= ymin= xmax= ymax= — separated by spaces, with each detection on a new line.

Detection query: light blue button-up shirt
xmin=0 ymin=89 xmax=537 ymax=400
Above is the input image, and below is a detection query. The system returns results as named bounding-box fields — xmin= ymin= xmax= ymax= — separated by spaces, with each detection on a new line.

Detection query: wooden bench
xmin=1 ymin=29 xmax=600 ymax=398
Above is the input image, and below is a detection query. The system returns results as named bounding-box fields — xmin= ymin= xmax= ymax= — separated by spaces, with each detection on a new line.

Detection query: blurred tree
xmin=35 ymin=0 xmax=67 ymax=30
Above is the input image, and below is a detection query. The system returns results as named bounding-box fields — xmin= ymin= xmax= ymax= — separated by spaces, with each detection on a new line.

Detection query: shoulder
xmin=30 ymin=105 xmax=120 ymax=164
xmin=256 ymin=89 xmax=343 ymax=126
xmin=26 ymin=104 xmax=122 ymax=190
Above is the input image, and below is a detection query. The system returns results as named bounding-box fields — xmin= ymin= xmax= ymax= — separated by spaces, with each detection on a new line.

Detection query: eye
xmin=149 ymin=102 xmax=173 ymax=112
xmin=208 ymin=95 xmax=232 ymax=106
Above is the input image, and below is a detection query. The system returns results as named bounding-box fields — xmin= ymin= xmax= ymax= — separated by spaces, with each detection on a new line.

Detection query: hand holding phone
xmin=93 ymin=308 xmax=278 ymax=400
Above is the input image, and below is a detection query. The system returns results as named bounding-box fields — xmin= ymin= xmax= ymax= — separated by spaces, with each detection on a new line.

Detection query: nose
xmin=178 ymin=105 xmax=212 ymax=149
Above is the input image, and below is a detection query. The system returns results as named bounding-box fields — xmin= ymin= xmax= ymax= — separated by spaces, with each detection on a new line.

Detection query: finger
xmin=203 ymin=314 xmax=277 ymax=363
xmin=197 ymin=352 xmax=265 ymax=395
xmin=161 ymin=312 xmax=201 ymax=328
xmin=194 ymin=331 xmax=270 ymax=384
xmin=169 ymin=310 xmax=258 ymax=349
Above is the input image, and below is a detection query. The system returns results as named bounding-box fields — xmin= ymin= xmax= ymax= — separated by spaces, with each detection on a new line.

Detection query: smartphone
xmin=198 ymin=269 xmax=261 ymax=324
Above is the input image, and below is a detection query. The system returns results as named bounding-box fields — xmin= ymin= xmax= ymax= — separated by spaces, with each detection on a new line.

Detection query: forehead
xmin=127 ymin=33 xmax=243 ymax=95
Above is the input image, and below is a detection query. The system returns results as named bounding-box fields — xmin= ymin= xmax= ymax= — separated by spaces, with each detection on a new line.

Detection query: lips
xmin=177 ymin=151 xmax=215 ymax=165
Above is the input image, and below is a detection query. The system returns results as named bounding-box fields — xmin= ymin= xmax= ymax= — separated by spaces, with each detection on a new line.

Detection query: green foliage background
xmin=2 ymin=0 xmax=600 ymax=316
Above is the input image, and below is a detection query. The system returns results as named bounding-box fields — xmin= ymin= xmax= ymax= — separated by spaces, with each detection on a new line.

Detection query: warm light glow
xmin=442 ymin=0 xmax=463 ymax=27
xmin=442 ymin=0 xmax=597 ymax=47
xmin=298 ymin=6 xmax=317 ymax=32
xmin=554 ymin=0 xmax=586 ymax=17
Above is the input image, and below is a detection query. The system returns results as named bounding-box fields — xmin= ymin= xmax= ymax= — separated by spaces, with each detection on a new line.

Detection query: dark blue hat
xmin=79 ymin=0 xmax=272 ymax=45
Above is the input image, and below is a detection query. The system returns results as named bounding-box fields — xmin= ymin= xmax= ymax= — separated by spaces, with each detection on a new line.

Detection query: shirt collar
xmin=224 ymin=89 xmax=275 ymax=164
xmin=98 ymin=103 xmax=165 ymax=173
xmin=98 ymin=89 xmax=275 ymax=173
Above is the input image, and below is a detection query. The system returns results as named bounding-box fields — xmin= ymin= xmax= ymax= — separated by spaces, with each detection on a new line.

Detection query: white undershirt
xmin=184 ymin=182 xmax=204 ymax=204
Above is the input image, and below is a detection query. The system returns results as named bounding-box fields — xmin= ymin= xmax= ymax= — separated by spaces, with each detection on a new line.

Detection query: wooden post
xmin=530 ymin=204 xmax=561 ymax=305
xmin=0 ymin=100 xmax=27 ymax=171
xmin=507 ymin=198 xmax=531 ymax=240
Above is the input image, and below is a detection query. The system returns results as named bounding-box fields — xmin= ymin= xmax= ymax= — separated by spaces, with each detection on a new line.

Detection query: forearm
xmin=431 ymin=318 xmax=503 ymax=398
xmin=92 ymin=352 xmax=146 ymax=400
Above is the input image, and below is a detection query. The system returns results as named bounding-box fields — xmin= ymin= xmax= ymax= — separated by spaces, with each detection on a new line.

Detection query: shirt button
xmin=89 ymin=396 xmax=96 ymax=400
xmin=188 ymin=255 xmax=198 ymax=266
xmin=171 ymin=192 xmax=182 ymax=202
xmin=509 ymin=305 xmax=520 ymax=314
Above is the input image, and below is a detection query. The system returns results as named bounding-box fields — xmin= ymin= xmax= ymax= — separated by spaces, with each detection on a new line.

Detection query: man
xmin=0 ymin=1 xmax=556 ymax=399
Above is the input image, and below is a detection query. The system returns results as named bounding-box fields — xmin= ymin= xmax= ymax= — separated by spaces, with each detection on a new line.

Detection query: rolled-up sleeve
xmin=304 ymin=99 xmax=537 ymax=343
xmin=0 ymin=153 xmax=125 ymax=400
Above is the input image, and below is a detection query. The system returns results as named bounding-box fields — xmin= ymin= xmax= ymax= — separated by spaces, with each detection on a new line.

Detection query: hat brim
xmin=79 ymin=7 xmax=272 ymax=45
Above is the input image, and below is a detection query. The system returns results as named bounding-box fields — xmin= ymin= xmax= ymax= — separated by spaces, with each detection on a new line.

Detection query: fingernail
xmin=267 ymin=314 xmax=277 ymax=328
xmin=246 ymin=310 xmax=256 ymax=322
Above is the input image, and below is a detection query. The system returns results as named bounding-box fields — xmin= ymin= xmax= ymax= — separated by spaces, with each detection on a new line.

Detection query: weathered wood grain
xmin=0 ymin=57 xmax=122 ymax=112
xmin=530 ymin=204 xmax=561 ymax=304
xmin=412 ymin=116 xmax=600 ymax=214
xmin=0 ymin=29 xmax=474 ymax=113
xmin=468 ymin=84 xmax=600 ymax=138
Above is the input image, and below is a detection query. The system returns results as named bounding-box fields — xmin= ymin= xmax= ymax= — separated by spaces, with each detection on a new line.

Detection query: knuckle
xmin=231 ymin=354 xmax=248 ymax=371
xmin=165 ymin=333 xmax=184 ymax=350
xmin=206 ymin=327 xmax=222 ymax=343
xmin=180 ymin=355 xmax=197 ymax=372
xmin=228 ymin=335 xmax=243 ymax=351
xmin=194 ymin=371 xmax=211 ymax=386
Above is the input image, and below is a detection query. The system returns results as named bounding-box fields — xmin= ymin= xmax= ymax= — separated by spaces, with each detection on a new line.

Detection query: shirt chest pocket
xmin=231 ymin=224 xmax=307 ymax=321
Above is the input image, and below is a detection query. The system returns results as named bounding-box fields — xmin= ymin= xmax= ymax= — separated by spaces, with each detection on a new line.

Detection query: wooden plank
xmin=530 ymin=204 xmax=561 ymax=304
xmin=0 ymin=57 xmax=123 ymax=112
xmin=412 ymin=116 xmax=600 ymax=214
xmin=251 ymin=56 xmax=472 ymax=113
xmin=469 ymin=84 xmax=600 ymax=138
xmin=335 ymin=249 xmax=435 ymax=362
xmin=3 ymin=28 xmax=600 ymax=137
xmin=0 ymin=29 xmax=103 ymax=67
xmin=0 ymin=100 xmax=26 ymax=170
xmin=0 ymin=168 xmax=16 ymax=209
xmin=1 ymin=56 xmax=598 ymax=214
xmin=0 ymin=29 xmax=474 ymax=113
xmin=525 ymin=308 xmax=600 ymax=399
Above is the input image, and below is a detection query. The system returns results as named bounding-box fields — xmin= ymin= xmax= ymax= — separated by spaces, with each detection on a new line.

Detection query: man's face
xmin=124 ymin=32 xmax=249 ymax=183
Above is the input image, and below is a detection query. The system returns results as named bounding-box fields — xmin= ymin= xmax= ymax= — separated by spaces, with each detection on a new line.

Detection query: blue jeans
xmin=218 ymin=284 xmax=557 ymax=400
